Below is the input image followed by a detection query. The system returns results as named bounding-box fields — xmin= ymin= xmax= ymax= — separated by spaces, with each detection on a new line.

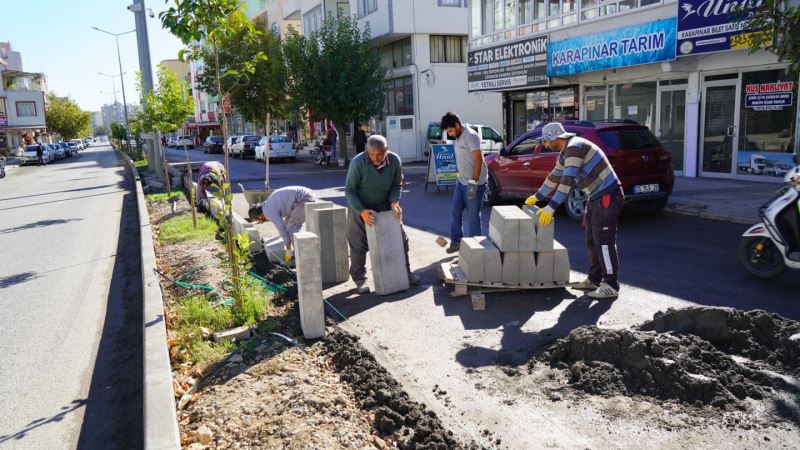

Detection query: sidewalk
xmin=665 ymin=176 xmax=783 ymax=225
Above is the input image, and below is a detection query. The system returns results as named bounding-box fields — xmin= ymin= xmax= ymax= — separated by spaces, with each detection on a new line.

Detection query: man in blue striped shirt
xmin=525 ymin=122 xmax=624 ymax=299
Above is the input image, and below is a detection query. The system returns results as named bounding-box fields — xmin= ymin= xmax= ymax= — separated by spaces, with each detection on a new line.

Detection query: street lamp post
xmin=99 ymin=72 xmax=125 ymax=125
xmin=92 ymin=27 xmax=135 ymax=154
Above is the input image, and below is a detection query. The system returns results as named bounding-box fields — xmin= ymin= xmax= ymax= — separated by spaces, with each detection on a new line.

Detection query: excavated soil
xmin=532 ymin=307 xmax=800 ymax=415
xmin=325 ymin=330 xmax=464 ymax=450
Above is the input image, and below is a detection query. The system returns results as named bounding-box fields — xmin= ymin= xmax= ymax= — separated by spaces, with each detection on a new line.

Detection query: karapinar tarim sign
xmin=467 ymin=35 xmax=549 ymax=92
xmin=547 ymin=19 xmax=677 ymax=77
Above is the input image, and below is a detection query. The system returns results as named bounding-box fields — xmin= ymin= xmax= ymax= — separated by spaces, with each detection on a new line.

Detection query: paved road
xmin=0 ymin=145 xmax=142 ymax=449
xmin=168 ymin=146 xmax=799 ymax=318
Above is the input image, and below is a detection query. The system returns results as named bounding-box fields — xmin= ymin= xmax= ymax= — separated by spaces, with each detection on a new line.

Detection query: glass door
xmin=657 ymin=86 xmax=687 ymax=173
xmin=700 ymin=79 xmax=740 ymax=176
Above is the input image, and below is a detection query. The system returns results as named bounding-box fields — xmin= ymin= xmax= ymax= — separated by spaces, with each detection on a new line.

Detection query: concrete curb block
xmin=120 ymin=149 xmax=181 ymax=449
xmin=664 ymin=205 xmax=754 ymax=226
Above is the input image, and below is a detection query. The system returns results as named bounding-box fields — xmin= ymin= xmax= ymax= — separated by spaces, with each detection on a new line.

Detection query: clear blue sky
xmin=0 ymin=0 xmax=185 ymax=112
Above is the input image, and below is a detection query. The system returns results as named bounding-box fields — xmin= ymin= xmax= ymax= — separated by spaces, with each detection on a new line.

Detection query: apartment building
xmin=467 ymin=0 xmax=800 ymax=180
xmin=0 ymin=57 xmax=48 ymax=155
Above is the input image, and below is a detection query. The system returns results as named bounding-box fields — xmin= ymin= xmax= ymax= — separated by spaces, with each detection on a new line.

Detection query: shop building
xmin=0 ymin=60 xmax=48 ymax=155
xmin=467 ymin=0 xmax=800 ymax=181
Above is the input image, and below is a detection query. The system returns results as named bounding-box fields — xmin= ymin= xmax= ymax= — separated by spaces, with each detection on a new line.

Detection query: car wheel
xmin=483 ymin=174 xmax=499 ymax=206
xmin=566 ymin=188 xmax=587 ymax=221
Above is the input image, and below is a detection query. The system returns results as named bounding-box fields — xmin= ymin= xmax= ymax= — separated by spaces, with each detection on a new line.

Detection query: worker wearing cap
xmin=247 ymin=186 xmax=317 ymax=262
xmin=525 ymin=122 xmax=624 ymax=300
xmin=196 ymin=161 xmax=227 ymax=203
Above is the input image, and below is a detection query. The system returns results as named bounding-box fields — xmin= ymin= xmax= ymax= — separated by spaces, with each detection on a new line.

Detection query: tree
xmin=94 ymin=125 xmax=110 ymax=135
xmin=283 ymin=15 xmax=386 ymax=162
xmin=161 ymin=0 xmax=266 ymax=309
xmin=46 ymin=94 xmax=92 ymax=140
xmin=740 ymin=0 xmax=800 ymax=72
xmin=110 ymin=122 xmax=128 ymax=142
xmin=197 ymin=19 xmax=287 ymax=187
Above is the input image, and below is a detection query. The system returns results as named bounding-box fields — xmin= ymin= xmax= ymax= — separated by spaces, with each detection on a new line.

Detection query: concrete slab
xmin=212 ymin=325 xmax=251 ymax=343
xmin=366 ymin=211 xmax=410 ymax=295
xmin=553 ymin=241 xmax=571 ymax=283
xmin=535 ymin=251 xmax=554 ymax=284
xmin=458 ymin=236 xmax=502 ymax=283
xmin=523 ymin=205 xmax=554 ymax=251
xmin=488 ymin=206 xmax=536 ymax=252
xmin=293 ymin=231 xmax=325 ymax=339
xmin=500 ymin=252 xmax=520 ymax=285
xmin=307 ymin=205 xmax=349 ymax=284
xmin=304 ymin=200 xmax=334 ymax=232
xmin=470 ymin=293 xmax=486 ymax=311
xmin=501 ymin=251 xmax=537 ymax=285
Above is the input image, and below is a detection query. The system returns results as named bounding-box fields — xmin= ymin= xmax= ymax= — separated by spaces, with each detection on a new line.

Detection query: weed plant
xmin=159 ymin=214 xmax=218 ymax=243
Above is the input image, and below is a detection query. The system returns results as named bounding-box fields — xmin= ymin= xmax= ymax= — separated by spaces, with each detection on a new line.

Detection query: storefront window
xmin=512 ymin=87 xmax=578 ymax=137
xmin=737 ymin=69 xmax=798 ymax=177
xmin=585 ymin=86 xmax=607 ymax=121
xmin=610 ymin=82 xmax=657 ymax=131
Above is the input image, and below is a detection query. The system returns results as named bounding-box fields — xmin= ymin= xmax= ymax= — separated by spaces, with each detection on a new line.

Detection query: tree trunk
xmin=212 ymin=36 xmax=242 ymax=309
xmin=185 ymin=144 xmax=197 ymax=229
xmin=264 ymin=113 xmax=271 ymax=189
xmin=333 ymin=120 xmax=349 ymax=166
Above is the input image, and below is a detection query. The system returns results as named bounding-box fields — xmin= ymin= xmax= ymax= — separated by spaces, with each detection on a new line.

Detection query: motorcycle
xmin=0 ymin=155 xmax=6 ymax=179
xmin=310 ymin=141 xmax=332 ymax=166
xmin=739 ymin=157 xmax=800 ymax=278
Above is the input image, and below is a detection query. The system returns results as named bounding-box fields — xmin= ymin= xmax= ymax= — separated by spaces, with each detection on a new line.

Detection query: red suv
xmin=484 ymin=120 xmax=674 ymax=220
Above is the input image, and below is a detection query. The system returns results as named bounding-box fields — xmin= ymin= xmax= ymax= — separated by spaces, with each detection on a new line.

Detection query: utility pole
xmin=92 ymin=27 xmax=135 ymax=155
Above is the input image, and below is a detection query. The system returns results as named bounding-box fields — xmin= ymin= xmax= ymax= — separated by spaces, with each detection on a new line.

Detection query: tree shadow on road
xmin=0 ymin=399 xmax=87 ymax=444
xmin=0 ymin=184 xmax=120 ymax=203
xmin=0 ymin=271 xmax=39 ymax=289
xmin=0 ymin=218 xmax=83 ymax=235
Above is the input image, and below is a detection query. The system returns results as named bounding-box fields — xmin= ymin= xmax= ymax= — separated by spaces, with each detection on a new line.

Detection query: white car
xmin=231 ymin=135 xmax=261 ymax=159
xmin=226 ymin=135 xmax=241 ymax=155
xmin=173 ymin=135 xmax=193 ymax=148
xmin=70 ymin=139 xmax=85 ymax=150
xmin=21 ymin=144 xmax=54 ymax=165
xmin=426 ymin=122 xmax=505 ymax=155
xmin=255 ymin=135 xmax=297 ymax=162
xmin=49 ymin=144 xmax=64 ymax=160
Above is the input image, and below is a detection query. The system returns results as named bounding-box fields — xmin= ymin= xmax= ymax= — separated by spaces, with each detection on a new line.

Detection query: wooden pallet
xmin=439 ymin=262 xmax=574 ymax=298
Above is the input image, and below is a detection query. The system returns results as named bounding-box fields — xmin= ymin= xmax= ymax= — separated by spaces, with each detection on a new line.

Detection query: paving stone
xmin=553 ymin=240 xmax=571 ymax=283
xmin=523 ymin=205 xmax=554 ymax=251
xmin=459 ymin=236 xmax=502 ymax=283
xmin=489 ymin=206 xmax=536 ymax=252
xmin=212 ymin=325 xmax=251 ymax=343
xmin=307 ymin=205 xmax=349 ymax=284
xmin=366 ymin=211 xmax=410 ymax=295
xmin=501 ymin=252 xmax=520 ymax=284
xmin=535 ymin=251 xmax=554 ymax=284
xmin=471 ymin=293 xmax=486 ymax=311
xmin=501 ymin=252 xmax=537 ymax=285
xmin=304 ymin=200 xmax=334 ymax=232
xmin=293 ymin=231 xmax=325 ymax=339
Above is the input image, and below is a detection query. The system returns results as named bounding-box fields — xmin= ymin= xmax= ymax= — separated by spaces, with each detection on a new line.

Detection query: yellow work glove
xmin=536 ymin=206 xmax=555 ymax=226
xmin=284 ymin=249 xmax=294 ymax=262
xmin=524 ymin=195 xmax=538 ymax=207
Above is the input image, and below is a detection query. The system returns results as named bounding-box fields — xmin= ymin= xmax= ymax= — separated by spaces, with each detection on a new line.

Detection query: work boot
xmin=445 ymin=242 xmax=460 ymax=254
xmin=572 ymin=278 xmax=599 ymax=291
xmin=408 ymin=273 xmax=420 ymax=285
xmin=355 ymin=279 xmax=370 ymax=294
xmin=789 ymin=252 xmax=800 ymax=262
xmin=587 ymin=282 xmax=619 ymax=300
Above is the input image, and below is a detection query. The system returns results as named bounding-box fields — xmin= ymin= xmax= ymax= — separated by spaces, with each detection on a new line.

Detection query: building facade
xmin=467 ymin=0 xmax=800 ymax=181
xmin=0 ymin=58 xmax=48 ymax=155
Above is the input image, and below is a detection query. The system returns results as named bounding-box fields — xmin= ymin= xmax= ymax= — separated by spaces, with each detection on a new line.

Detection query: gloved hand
xmin=391 ymin=202 xmax=402 ymax=220
xmin=524 ymin=195 xmax=539 ymax=207
xmin=360 ymin=209 xmax=376 ymax=226
xmin=283 ymin=249 xmax=294 ymax=262
xmin=536 ymin=206 xmax=555 ymax=226
xmin=467 ymin=180 xmax=478 ymax=200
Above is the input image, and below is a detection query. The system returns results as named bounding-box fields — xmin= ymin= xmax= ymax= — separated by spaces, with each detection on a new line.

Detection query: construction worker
xmin=247 ymin=186 xmax=317 ymax=262
xmin=345 ymin=134 xmax=419 ymax=294
xmin=525 ymin=122 xmax=624 ymax=300
xmin=196 ymin=161 xmax=227 ymax=204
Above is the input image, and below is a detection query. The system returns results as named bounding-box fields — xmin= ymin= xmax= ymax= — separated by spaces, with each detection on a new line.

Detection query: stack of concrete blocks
xmin=305 ymin=203 xmax=349 ymax=284
xmin=522 ymin=205 xmax=570 ymax=284
xmin=489 ymin=206 xmax=537 ymax=285
xmin=365 ymin=211 xmax=410 ymax=295
xmin=457 ymin=237 xmax=502 ymax=283
xmin=293 ymin=231 xmax=326 ymax=339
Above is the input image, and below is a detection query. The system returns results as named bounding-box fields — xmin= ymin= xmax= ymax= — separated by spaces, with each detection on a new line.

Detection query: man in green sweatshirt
xmin=345 ymin=134 xmax=419 ymax=294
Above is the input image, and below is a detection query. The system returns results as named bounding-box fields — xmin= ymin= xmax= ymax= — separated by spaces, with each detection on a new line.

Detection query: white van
xmin=426 ymin=122 xmax=505 ymax=155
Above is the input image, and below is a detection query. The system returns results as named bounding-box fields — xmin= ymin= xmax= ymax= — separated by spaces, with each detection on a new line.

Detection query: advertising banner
xmin=467 ymin=35 xmax=549 ymax=92
xmin=676 ymin=0 xmax=765 ymax=56
xmin=547 ymin=19 xmax=677 ymax=77
xmin=744 ymin=81 xmax=794 ymax=110
xmin=428 ymin=144 xmax=458 ymax=186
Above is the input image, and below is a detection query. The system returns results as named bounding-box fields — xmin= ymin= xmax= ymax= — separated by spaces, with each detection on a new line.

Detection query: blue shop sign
xmin=547 ymin=19 xmax=677 ymax=77
xmin=677 ymin=0 xmax=764 ymax=56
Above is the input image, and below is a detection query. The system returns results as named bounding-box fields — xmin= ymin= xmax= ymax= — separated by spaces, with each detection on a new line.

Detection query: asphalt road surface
xmin=0 ymin=145 xmax=142 ymax=449
xmin=168 ymin=145 xmax=799 ymax=318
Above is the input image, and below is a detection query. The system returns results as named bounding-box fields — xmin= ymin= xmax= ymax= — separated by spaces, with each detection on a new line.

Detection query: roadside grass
xmin=146 ymin=189 xmax=187 ymax=204
xmin=134 ymin=159 xmax=148 ymax=171
xmin=158 ymin=214 xmax=218 ymax=244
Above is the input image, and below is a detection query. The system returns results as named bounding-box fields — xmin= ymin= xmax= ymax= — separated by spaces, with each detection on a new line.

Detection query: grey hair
xmin=367 ymin=134 xmax=387 ymax=151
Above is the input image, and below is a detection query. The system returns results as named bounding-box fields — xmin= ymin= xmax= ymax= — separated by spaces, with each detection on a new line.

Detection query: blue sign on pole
xmin=430 ymin=144 xmax=458 ymax=186
xmin=547 ymin=19 xmax=677 ymax=77
xmin=676 ymin=0 xmax=763 ymax=56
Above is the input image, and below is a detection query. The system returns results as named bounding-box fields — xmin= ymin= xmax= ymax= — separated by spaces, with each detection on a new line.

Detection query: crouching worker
xmin=247 ymin=186 xmax=317 ymax=262
xmin=196 ymin=161 xmax=227 ymax=209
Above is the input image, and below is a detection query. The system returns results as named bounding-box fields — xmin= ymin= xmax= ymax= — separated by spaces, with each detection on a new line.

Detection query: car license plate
xmin=633 ymin=184 xmax=659 ymax=194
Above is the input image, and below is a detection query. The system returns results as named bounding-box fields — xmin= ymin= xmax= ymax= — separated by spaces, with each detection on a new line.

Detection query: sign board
xmin=676 ymin=0 xmax=765 ymax=56
xmin=426 ymin=144 xmax=458 ymax=187
xmin=467 ymin=35 xmax=549 ymax=92
xmin=547 ymin=19 xmax=677 ymax=77
xmin=744 ymin=81 xmax=794 ymax=110
xmin=0 ymin=98 xmax=7 ymax=126
xmin=222 ymin=94 xmax=232 ymax=114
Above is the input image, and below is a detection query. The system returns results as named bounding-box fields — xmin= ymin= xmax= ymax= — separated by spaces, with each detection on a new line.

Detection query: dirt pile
xmin=325 ymin=329 xmax=463 ymax=450
xmin=639 ymin=307 xmax=800 ymax=373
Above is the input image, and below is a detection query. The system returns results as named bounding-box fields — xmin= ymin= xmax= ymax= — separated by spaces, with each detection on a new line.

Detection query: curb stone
xmin=118 ymin=148 xmax=181 ymax=449
xmin=664 ymin=204 xmax=754 ymax=226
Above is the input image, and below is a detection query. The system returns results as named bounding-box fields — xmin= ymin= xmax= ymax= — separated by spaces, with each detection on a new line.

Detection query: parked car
xmin=66 ymin=141 xmax=79 ymax=155
xmin=83 ymin=138 xmax=91 ymax=148
xmin=173 ymin=135 xmax=193 ymax=148
xmin=483 ymin=120 xmax=674 ymax=220
xmin=231 ymin=135 xmax=260 ymax=159
xmin=20 ymin=144 xmax=53 ymax=165
xmin=426 ymin=122 xmax=505 ymax=155
xmin=49 ymin=143 xmax=65 ymax=160
xmin=59 ymin=142 xmax=74 ymax=158
xmin=255 ymin=135 xmax=297 ymax=162
xmin=203 ymin=135 xmax=224 ymax=154
xmin=226 ymin=135 xmax=241 ymax=155
xmin=70 ymin=139 xmax=84 ymax=150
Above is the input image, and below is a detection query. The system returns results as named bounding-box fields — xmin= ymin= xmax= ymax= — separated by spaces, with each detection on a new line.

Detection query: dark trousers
xmin=348 ymin=203 xmax=410 ymax=282
xmin=583 ymin=188 xmax=624 ymax=291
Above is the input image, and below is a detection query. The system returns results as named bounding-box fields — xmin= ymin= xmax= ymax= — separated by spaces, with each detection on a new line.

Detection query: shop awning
xmin=186 ymin=121 xmax=219 ymax=128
